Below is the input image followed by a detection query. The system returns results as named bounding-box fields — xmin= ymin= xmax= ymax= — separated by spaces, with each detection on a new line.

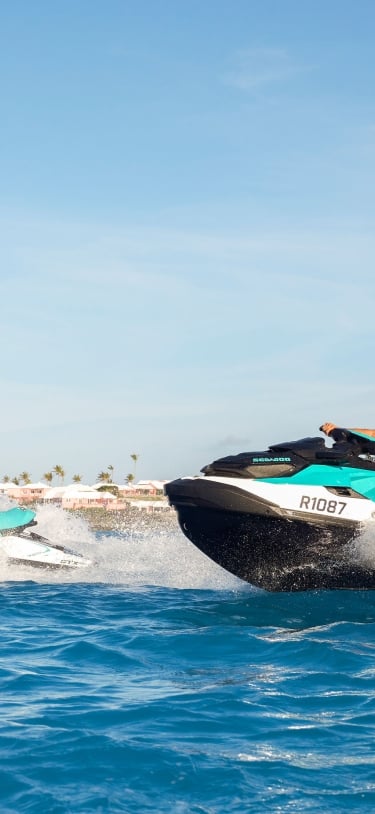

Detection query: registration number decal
xmin=299 ymin=496 xmax=347 ymax=515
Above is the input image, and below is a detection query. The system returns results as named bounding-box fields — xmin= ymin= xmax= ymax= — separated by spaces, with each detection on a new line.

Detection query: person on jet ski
xmin=320 ymin=422 xmax=375 ymax=460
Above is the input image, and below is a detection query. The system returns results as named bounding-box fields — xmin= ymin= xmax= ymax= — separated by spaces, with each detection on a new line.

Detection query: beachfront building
xmin=44 ymin=484 xmax=117 ymax=509
xmin=0 ymin=482 xmax=50 ymax=503
xmin=130 ymin=480 xmax=167 ymax=496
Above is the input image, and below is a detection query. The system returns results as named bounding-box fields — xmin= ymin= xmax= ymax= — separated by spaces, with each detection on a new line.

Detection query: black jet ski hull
xmin=175 ymin=504 xmax=373 ymax=592
xmin=165 ymin=477 xmax=375 ymax=592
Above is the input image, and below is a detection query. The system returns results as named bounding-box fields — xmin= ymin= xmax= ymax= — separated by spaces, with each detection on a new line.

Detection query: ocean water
xmin=1 ymin=507 xmax=375 ymax=813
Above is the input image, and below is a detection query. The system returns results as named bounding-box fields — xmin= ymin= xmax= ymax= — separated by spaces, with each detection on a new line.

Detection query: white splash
xmin=0 ymin=503 xmax=243 ymax=591
xmin=351 ymin=523 xmax=375 ymax=567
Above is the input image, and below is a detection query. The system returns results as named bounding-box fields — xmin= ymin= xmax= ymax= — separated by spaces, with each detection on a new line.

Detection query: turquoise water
xmin=1 ymin=507 xmax=375 ymax=813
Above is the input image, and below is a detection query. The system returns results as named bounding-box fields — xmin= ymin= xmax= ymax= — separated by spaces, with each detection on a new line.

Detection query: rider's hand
xmin=319 ymin=422 xmax=337 ymax=436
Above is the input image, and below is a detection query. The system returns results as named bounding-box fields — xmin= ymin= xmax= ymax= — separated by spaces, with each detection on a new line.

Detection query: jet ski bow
xmin=0 ymin=507 xmax=91 ymax=569
xmin=165 ymin=434 xmax=375 ymax=592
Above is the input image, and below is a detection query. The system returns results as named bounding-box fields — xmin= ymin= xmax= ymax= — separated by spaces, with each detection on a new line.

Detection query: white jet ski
xmin=0 ymin=507 xmax=91 ymax=569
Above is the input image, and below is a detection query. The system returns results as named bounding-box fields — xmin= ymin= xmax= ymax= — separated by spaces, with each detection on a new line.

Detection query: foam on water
xmin=0 ymin=502 xmax=244 ymax=590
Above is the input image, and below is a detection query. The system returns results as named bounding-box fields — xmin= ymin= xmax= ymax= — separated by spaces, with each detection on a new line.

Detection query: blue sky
xmin=1 ymin=0 xmax=375 ymax=483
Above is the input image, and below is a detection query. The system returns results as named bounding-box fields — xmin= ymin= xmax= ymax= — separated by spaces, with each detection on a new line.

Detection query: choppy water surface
xmin=1 ymin=507 xmax=375 ymax=813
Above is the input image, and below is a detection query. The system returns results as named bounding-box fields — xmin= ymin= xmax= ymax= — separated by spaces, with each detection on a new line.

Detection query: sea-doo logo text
xmin=299 ymin=496 xmax=347 ymax=515
xmin=252 ymin=457 xmax=291 ymax=463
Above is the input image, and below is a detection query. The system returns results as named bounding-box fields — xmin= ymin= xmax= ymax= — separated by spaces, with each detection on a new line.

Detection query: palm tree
xmin=97 ymin=483 xmax=119 ymax=497
xmin=126 ymin=473 xmax=135 ymax=484
xmin=130 ymin=453 xmax=139 ymax=481
xmin=97 ymin=471 xmax=110 ymax=483
xmin=19 ymin=472 xmax=31 ymax=485
xmin=72 ymin=474 xmax=82 ymax=483
xmin=43 ymin=472 xmax=53 ymax=486
xmin=107 ymin=465 xmax=114 ymax=482
xmin=53 ymin=465 xmax=65 ymax=484
xmin=2 ymin=475 xmax=10 ymax=483
xmin=12 ymin=476 xmax=20 ymax=485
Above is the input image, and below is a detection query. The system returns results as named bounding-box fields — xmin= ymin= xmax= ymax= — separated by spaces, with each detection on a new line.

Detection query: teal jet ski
xmin=0 ymin=507 xmax=91 ymax=569
xmin=165 ymin=429 xmax=375 ymax=592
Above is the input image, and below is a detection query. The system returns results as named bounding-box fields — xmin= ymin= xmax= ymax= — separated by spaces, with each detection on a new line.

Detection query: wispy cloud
xmin=224 ymin=47 xmax=307 ymax=91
